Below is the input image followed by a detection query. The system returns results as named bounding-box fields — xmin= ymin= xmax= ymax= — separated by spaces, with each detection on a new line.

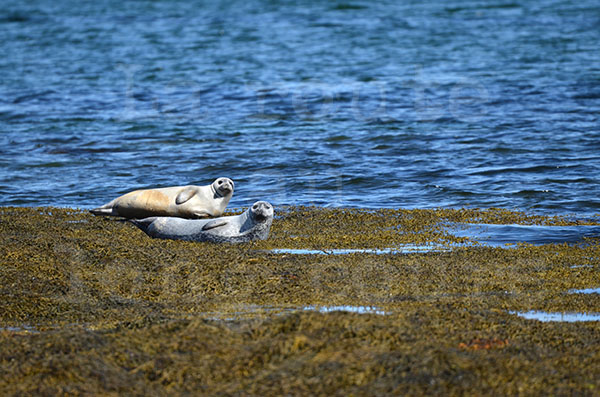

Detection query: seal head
xmin=249 ymin=201 xmax=273 ymax=223
xmin=212 ymin=177 xmax=234 ymax=198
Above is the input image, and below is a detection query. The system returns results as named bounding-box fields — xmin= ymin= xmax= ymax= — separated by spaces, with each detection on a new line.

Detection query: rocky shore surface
xmin=1 ymin=206 xmax=599 ymax=395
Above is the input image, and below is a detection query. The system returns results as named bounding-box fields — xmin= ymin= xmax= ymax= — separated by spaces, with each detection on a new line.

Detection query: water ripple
xmin=0 ymin=0 xmax=599 ymax=213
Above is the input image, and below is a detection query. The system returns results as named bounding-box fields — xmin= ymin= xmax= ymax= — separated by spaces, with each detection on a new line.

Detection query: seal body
xmin=130 ymin=201 xmax=274 ymax=243
xmin=90 ymin=177 xmax=234 ymax=219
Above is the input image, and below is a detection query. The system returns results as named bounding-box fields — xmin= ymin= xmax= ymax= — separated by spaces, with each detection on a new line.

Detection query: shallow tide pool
xmin=512 ymin=310 xmax=600 ymax=322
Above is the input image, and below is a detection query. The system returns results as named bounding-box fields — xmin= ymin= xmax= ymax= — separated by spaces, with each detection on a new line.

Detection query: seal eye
xmin=218 ymin=180 xmax=223 ymax=185
xmin=253 ymin=204 xmax=258 ymax=210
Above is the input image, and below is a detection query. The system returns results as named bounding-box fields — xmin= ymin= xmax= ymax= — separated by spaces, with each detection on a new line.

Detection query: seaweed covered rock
xmin=1 ymin=206 xmax=599 ymax=395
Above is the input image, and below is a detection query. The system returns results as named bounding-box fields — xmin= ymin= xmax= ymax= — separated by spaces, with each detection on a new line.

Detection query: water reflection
xmin=268 ymin=246 xmax=446 ymax=255
xmin=451 ymin=224 xmax=600 ymax=247
xmin=512 ymin=310 xmax=600 ymax=322
xmin=202 ymin=304 xmax=389 ymax=321
xmin=0 ymin=325 xmax=39 ymax=333
xmin=303 ymin=305 xmax=387 ymax=315
xmin=568 ymin=287 xmax=600 ymax=294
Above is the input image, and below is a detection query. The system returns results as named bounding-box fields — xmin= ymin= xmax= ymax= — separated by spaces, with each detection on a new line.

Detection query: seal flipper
xmin=128 ymin=217 xmax=157 ymax=236
xmin=90 ymin=204 xmax=117 ymax=216
xmin=202 ymin=220 xmax=229 ymax=231
xmin=175 ymin=187 xmax=197 ymax=205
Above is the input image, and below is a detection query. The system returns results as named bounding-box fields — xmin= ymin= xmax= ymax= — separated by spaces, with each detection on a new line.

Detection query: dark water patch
xmin=332 ymin=4 xmax=368 ymax=11
xmin=542 ymin=177 xmax=597 ymax=185
xmin=1 ymin=12 xmax=30 ymax=23
xmin=28 ymin=162 xmax=68 ymax=168
xmin=469 ymin=165 xmax=570 ymax=177
xmin=445 ymin=3 xmax=521 ymax=13
xmin=0 ymin=9 xmax=48 ymax=24
xmin=12 ymin=90 xmax=56 ymax=104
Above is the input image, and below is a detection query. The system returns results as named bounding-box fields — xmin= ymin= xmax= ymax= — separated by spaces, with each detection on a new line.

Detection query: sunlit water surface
xmin=1 ymin=0 xmax=599 ymax=214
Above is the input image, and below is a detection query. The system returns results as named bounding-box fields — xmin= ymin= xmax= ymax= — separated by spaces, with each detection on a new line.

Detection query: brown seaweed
xmin=1 ymin=206 xmax=599 ymax=395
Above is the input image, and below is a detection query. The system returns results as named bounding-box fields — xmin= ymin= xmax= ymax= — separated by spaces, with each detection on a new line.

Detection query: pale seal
xmin=90 ymin=177 xmax=234 ymax=219
xmin=130 ymin=201 xmax=274 ymax=243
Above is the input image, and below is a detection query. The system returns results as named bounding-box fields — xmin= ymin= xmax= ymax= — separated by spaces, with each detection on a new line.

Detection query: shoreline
xmin=1 ymin=206 xmax=599 ymax=395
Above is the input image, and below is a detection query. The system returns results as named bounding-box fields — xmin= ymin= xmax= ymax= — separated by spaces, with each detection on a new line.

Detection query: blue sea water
xmin=1 ymin=0 xmax=599 ymax=215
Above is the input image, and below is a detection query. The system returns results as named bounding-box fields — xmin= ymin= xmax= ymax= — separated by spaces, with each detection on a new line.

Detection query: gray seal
xmin=130 ymin=201 xmax=274 ymax=243
xmin=90 ymin=177 xmax=234 ymax=219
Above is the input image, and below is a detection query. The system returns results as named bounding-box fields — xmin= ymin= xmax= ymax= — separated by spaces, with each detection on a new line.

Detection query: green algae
xmin=1 ymin=206 xmax=600 ymax=395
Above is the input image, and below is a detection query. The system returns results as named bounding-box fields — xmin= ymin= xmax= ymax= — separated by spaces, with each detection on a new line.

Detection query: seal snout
xmin=214 ymin=177 xmax=234 ymax=196
xmin=251 ymin=201 xmax=273 ymax=222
